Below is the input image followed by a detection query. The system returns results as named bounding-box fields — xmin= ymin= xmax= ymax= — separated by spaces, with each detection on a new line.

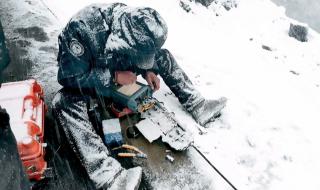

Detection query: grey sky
xmin=271 ymin=0 xmax=320 ymax=32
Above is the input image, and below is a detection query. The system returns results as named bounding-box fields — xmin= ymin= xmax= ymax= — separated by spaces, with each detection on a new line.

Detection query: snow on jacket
xmin=57 ymin=3 xmax=167 ymax=96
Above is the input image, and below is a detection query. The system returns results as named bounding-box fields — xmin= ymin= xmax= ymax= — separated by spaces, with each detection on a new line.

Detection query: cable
xmin=39 ymin=0 xmax=61 ymax=24
xmin=192 ymin=145 xmax=238 ymax=190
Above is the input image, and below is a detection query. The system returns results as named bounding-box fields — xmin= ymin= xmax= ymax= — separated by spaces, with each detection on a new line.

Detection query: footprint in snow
xmin=238 ymin=154 xmax=256 ymax=168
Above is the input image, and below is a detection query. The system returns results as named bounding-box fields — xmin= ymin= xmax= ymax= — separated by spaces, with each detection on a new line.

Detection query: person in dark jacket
xmin=0 ymin=20 xmax=10 ymax=84
xmin=0 ymin=20 xmax=30 ymax=190
xmin=52 ymin=3 xmax=227 ymax=189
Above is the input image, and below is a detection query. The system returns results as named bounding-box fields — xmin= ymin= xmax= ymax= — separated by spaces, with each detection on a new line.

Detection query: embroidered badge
xmin=69 ymin=39 xmax=84 ymax=57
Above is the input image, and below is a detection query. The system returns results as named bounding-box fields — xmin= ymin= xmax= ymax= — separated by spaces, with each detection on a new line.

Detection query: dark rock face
xmin=288 ymin=23 xmax=308 ymax=42
xmin=194 ymin=0 xmax=215 ymax=7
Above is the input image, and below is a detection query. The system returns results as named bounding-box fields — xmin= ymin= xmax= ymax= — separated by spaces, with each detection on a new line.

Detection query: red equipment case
xmin=0 ymin=79 xmax=47 ymax=181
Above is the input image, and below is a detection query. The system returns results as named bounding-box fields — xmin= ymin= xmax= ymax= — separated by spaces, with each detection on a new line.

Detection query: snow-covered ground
xmin=3 ymin=0 xmax=320 ymax=189
xmin=0 ymin=0 xmax=61 ymax=102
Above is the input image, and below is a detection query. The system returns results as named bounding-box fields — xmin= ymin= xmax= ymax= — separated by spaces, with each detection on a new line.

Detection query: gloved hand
xmin=144 ymin=71 xmax=160 ymax=91
xmin=114 ymin=71 xmax=137 ymax=85
xmin=0 ymin=106 xmax=10 ymax=127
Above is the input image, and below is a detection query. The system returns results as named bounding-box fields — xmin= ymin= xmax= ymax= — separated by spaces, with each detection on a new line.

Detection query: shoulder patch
xmin=69 ymin=39 xmax=84 ymax=57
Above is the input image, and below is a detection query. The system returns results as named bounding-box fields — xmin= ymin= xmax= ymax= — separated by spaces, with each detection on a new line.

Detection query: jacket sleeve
xmin=0 ymin=20 xmax=10 ymax=73
xmin=57 ymin=20 xmax=113 ymax=95
xmin=57 ymin=18 xmax=114 ymax=96
xmin=57 ymin=20 xmax=93 ymax=88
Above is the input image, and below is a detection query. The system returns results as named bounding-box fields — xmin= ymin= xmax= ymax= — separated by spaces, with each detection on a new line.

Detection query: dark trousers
xmin=52 ymin=48 xmax=203 ymax=188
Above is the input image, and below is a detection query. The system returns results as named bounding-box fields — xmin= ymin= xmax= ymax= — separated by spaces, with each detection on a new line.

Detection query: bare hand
xmin=145 ymin=71 xmax=160 ymax=91
xmin=114 ymin=71 xmax=137 ymax=85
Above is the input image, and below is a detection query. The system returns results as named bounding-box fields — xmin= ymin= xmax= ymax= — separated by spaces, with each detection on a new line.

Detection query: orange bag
xmin=0 ymin=79 xmax=47 ymax=181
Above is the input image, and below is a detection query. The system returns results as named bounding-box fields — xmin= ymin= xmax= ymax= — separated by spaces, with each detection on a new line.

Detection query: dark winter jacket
xmin=57 ymin=3 xmax=167 ymax=96
xmin=0 ymin=20 xmax=10 ymax=84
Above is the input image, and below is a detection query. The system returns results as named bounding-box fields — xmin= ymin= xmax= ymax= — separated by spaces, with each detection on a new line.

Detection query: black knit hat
xmin=105 ymin=6 xmax=168 ymax=69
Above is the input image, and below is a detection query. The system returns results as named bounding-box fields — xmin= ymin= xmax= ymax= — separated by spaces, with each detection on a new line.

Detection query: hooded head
xmin=105 ymin=6 xmax=168 ymax=70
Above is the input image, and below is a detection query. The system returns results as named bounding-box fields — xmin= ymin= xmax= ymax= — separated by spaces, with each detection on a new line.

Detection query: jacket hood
xmin=105 ymin=5 xmax=168 ymax=56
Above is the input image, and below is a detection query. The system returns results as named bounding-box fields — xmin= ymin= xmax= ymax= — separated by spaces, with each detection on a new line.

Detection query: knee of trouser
xmin=51 ymin=90 xmax=69 ymax=112
xmin=52 ymin=89 xmax=91 ymax=117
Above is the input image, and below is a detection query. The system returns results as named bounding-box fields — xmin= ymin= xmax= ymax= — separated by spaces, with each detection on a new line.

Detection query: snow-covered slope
xmin=0 ymin=0 xmax=61 ymax=102
xmin=6 ymin=0 xmax=320 ymax=189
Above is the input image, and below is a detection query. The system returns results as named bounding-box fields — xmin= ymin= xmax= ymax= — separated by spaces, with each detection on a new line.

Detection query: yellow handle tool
xmin=113 ymin=144 xmax=148 ymax=159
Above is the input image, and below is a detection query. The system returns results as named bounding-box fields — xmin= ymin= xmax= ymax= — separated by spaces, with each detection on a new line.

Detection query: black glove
xmin=0 ymin=106 xmax=10 ymax=128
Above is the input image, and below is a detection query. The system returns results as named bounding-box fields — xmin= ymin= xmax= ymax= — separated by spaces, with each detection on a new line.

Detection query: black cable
xmin=192 ymin=146 xmax=238 ymax=190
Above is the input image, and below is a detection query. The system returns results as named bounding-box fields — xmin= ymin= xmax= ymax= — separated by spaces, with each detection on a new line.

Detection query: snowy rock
xmin=194 ymin=0 xmax=238 ymax=10
xmin=180 ymin=1 xmax=192 ymax=13
xmin=194 ymin=0 xmax=215 ymax=7
xmin=290 ymin=70 xmax=299 ymax=75
xmin=262 ymin=45 xmax=272 ymax=51
xmin=288 ymin=23 xmax=308 ymax=42
xmin=216 ymin=0 xmax=238 ymax=10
